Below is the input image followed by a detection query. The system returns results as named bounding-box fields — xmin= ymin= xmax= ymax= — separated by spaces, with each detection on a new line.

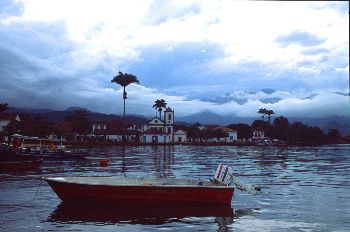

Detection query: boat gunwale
xmin=44 ymin=176 xmax=235 ymax=189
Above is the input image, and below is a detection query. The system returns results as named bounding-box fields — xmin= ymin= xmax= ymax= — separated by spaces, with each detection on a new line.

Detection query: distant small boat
xmin=0 ymin=154 xmax=43 ymax=171
xmin=2 ymin=135 xmax=88 ymax=160
xmin=0 ymin=159 xmax=42 ymax=171
xmin=45 ymin=176 xmax=235 ymax=206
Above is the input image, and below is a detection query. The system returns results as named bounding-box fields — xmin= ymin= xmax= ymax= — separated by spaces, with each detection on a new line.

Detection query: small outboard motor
xmin=214 ymin=164 xmax=261 ymax=195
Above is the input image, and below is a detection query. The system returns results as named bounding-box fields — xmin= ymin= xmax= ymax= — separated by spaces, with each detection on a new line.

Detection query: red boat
xmin=44 ymin=176 xmax=235 ymax=206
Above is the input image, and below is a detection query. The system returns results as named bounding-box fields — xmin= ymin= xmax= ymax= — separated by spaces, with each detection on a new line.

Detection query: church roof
xmin=164 ymin=107 xmax=173 ymax=112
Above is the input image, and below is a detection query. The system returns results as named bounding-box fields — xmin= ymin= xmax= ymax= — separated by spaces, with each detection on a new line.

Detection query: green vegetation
xmin=5 ymin=115 xmax=50 ymax=137
xmin=64 ymin=110 xmax=91 ymax=136
xmin=0 ymin=103 xmax=9 ymax=113
xmin=227 ymin=123 xmax=252 ymax=139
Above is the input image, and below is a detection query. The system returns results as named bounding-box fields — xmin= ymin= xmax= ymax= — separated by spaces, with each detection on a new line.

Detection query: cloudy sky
xmin=0 ymin=0 xmax=349 ymax=118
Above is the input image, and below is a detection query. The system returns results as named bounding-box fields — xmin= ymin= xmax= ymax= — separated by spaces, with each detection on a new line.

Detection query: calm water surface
xmin=1 ymin=145 xmax=349 ymax=231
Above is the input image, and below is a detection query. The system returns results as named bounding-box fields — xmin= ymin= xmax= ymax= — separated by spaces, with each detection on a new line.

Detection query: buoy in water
xmin=99 ymin=159 xmax=110 ymax=167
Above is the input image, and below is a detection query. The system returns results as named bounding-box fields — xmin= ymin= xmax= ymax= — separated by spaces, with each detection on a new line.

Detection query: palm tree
xmin=266 ymin=109 xmax=275 ymax=124
xmin=258 ymin=108 xmax=275 ymax=124
xmin=152 ymin=99 xmax=167 ymax=120
xmin=111 ymin=71 xmax=140 ymax=142
xmin=257 ymin=108 xmax=267 ymax=119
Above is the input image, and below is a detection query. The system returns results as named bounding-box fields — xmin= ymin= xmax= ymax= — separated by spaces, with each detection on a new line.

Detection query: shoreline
xmin=69 ymin=141 xmax=338 ymax=148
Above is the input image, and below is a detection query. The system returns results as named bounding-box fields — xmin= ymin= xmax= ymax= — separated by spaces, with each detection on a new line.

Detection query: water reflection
xmin=48 ymin=202 xmax=258 ymax=228
xmin=48 ymin=202 xmax=234 ymax=225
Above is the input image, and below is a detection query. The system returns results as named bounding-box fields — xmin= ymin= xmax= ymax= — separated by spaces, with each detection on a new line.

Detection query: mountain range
xmin=8 ymin=107 xmax=350 ymax=135
xmin=176 ymin=111 xmax=350 ymax=134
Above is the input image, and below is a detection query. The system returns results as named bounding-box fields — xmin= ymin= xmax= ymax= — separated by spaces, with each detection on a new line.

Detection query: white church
xmin=141 ymin=107 xmax=186 ymax=144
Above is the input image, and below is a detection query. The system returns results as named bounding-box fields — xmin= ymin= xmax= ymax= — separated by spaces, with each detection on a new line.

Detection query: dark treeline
xmin=3 ymin=110 xmax=91 ymax=139
xmin=226 ymin=116 xmax=333 ymax=145
xmin=0 ymin=106 xmax=345 ymax=145
xmin=178 ymin=115 xmax=343 ymax=145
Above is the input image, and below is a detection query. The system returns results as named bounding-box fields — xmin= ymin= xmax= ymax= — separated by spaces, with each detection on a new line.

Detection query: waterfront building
xmin=210 ymin=126 xmax=238 ymax=142
xmin=141 ymin=107 xmax=175 ymax=144
xmin=174 ymin=129 xmax=187 ymax=143
xmin=252 ymin=130 xmax=265 ymax=140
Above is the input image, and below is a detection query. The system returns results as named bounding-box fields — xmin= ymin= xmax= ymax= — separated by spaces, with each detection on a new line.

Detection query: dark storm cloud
xmin=302 ymin=48 xmax=330 ymax=56
xmin=0 ymin=1 xmax=348 ymax=118
xmin=275 ymin=31 xmax=326 ymax=47
xmin=0 ymin=19 xmax=95 ymax=110
xmin=334 ymin=92 xmax=350 ymax=97
xmin=303 ymin=94 xmax=318 ymax=100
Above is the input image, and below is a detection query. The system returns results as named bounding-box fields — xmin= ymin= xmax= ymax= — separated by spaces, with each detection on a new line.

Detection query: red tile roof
xmin=0 ymin=113 xmax=19 ymax=121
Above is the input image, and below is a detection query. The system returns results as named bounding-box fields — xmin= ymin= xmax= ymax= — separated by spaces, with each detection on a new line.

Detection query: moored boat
xmin=45 ymin=164 xmax=261 ymax=206
xmin=44 ymin=176 xmax=235 ymax=206
xmin=44 ymin=164 xmax=261 ymax=205
xmin=0 ymin=149 xmax=43 ymax=171
xmin=3 ymin=134 xmax=88 ymax=160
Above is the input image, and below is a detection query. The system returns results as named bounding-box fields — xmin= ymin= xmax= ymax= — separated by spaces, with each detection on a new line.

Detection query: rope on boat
xmin=25 ymin=179 xmax=43 ymax=206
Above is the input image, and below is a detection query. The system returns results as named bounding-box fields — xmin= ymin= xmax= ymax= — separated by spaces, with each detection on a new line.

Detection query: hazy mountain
xmin=177 ymin=112 xmax=350 ymax=134
xmin=9 ymin=107 xmax=53 ymax=114
xmin=289 ymin=116 xmax=350 ymax=135
xmin=176 ymin=111 xmax=254 ymax=125
xmin=9 ymin=107 xmax=148 ymax=126
xmin=65 ymin=107 xmax=89 ymax=111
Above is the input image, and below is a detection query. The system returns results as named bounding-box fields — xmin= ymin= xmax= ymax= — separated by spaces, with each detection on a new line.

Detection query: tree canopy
xmin=111 ymin=71 xmax=140 ymax=100
xmin=153 ymin=99 xmax=167 ymax=120
xmin=0 ymin=103 xmax=9 ymax=113
xmin=257 ymin=108 xmax=275 ymax=124
xmin=64 ymin=110 xmax=91 ymax=135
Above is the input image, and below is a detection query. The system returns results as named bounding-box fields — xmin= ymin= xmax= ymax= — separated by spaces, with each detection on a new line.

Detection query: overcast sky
xmin=0 ymin=0 xmax=349 ymax=118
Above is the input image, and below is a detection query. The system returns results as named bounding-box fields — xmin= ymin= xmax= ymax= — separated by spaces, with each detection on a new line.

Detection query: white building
xmin=174 ymin=130 xmax=187 ymax=143
xmin=141 ymin=107 xmax=176 ymax=144
xmin=209 ymin=126 xmax=238 ymax=142
xmin=92 ymin=121 xmax=107 ymax=132
xmin=252 ymin=130 xmax=265 ymax=140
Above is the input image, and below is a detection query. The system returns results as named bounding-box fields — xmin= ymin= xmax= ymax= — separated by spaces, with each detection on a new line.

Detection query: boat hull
xmin=45 ymin=177 xmax=234 ymax=206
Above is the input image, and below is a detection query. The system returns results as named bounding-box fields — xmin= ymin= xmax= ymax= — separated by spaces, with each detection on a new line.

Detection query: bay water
xmin=1 ymin=145 xmax=349 ymax=231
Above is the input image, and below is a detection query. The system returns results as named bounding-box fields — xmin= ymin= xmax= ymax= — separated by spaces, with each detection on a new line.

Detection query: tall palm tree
xmin=266 ymin=109 xmax=275 ymax=124
xmin=111 ymin=71 xmax=140 ymax=142
xmin=152 ymin=99 xmax=167 ymax=120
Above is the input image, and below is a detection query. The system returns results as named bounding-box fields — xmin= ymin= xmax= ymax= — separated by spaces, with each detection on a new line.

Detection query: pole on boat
xmin=213 ymin=164 xmax=261 ymax=195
